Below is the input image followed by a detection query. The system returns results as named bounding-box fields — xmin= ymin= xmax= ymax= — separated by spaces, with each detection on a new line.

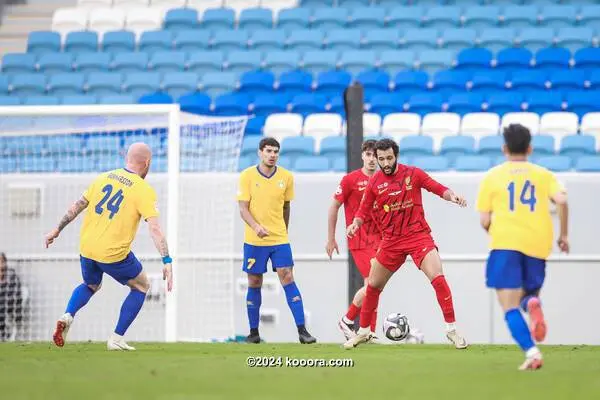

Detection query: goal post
xmin=0 ymin=104 xmax=247 ymax=343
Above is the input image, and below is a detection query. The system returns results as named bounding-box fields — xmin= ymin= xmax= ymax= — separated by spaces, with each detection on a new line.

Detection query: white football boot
xmin=107 ymin=333 xmax=136 ymax=351
xmin=338 ymin=317 xmax=357 ymax=341
xmin=446 ymin=329 xmax=468 ymax=349
xmin=519 ymin=348 xmax=543 ymax=371
xmin=52 ymin=313 xmax=74 ymax=347
xmin=343 ymin=327 xmax=373 ymax=349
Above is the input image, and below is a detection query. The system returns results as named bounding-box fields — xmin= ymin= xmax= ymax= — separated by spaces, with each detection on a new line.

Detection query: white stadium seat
xmin=421 ymin=112 xmax=461 ymax=151
xmin=303 ymin=113 xmax=343 ymax=151
xmin=264 ymin=113 xmax=303 ymax=143
xmin=502 ymin=112 xmax=540 ymax=135
xmin=224 ymin=0 xmax=261 ymax=14
xmin=78 ymin=0 xmax=113 ymax=8
xmin=539 ymin=112 xmax=579 ymax=142
xmin=89 ymin=8 xmax=125 ymax=35
xmin=52 ymin=8 xmax=89 ymax=36
xmin=114 ymin=0 xmax=150 ymax=9
xmin=126 ymin=8 xmax=163 ymax=35
xmin=343 ymin=113 xmax=381 ymax=136
xmin=460 ymin=112 xmax=500 ymax=139
xmin=151 ymin=0 xmax=187 ymax=8
xmin=265 ymin=0 xmax=299 ymax=14
xmin=188 ymin=0 xmax=224 ymax=13
xmin=580 ymin=113 xmax=600 ymax=147
xmin=381 ymin=113 xmax=421 ymax=139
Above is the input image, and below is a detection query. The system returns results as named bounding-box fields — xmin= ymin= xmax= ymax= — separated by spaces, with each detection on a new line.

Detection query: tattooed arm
xmin=147 ymin=216 xmax=169 ymax=257
xmin=45 ymin=196 xmax=89 ymax=248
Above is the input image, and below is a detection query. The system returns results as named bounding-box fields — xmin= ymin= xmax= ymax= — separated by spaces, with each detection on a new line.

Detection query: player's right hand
xmin=45 ymin=228 xmax=60 ymax=248
xmin=254 ymin=224 xmax=269 ymax=238
xmin=346 ymin=223 xmax=359 ymax=238
xmin=163 ymin=263 xmax=173 ymax=292
xmin=558 ymin=236 xmax=570 ymax=253
xmin=326 ymin=239 xmax=339 ymax=260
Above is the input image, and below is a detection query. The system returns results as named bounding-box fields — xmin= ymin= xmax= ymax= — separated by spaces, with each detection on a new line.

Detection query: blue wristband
xmin=162 ymin=256 xmax=172 ymax=264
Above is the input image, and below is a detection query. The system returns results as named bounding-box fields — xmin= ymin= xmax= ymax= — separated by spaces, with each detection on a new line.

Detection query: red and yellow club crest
xmin=405 ymin=176 xmax=412 ymax=190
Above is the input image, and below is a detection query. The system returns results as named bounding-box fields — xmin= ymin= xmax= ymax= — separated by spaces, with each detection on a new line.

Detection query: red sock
xmin=359 ymin=285 xmax=382 ymax=329
xmin=370 ymin=311 xmax=377 ymax=332
xmin=345 ymin=303 xmax=361 ymax=321
xmin=431 ymin=275 xmax=456 ymax=323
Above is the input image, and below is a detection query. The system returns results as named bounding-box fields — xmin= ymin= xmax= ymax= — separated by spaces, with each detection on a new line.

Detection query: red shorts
xmin=375 ymin=232 xmax=438 ymax=273
xmin=350 ymin=247 xmax=377 ymax=278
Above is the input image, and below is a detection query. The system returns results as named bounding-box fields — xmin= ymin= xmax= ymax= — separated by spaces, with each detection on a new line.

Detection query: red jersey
xmin=334 ymin=168 xmax=380 ymax=250
xmin=355 ymin=164 xmax=448 ymax=242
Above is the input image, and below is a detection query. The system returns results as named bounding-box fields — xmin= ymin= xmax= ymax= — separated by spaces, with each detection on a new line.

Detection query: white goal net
xmin=0 ymin=105 xmax=246 ymax=343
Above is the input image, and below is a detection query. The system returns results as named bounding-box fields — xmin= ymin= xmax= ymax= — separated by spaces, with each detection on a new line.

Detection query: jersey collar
xmin=123 ymin=168 xmax=135 ymax=174
xmin=256 ymin=165 xmax=277 ymax=179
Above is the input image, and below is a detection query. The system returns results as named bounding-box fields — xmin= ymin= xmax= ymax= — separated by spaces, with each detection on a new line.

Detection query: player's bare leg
xmin=498 ymin=289 xmax=543 ymax=370
xmin=344 ymin=259 xmax=392 ymax=349
xmin=276 ymin=267 xmax=316 ymax=344
xmin=107 ymin=272 xmax=149 ymax=351
xmin=420 ymin=249 xmax=468 ymax=349
xmin=246 ymin=273 xmax=263 ymax=344
xmin=53 ymin=283 xmax=100 ymax=347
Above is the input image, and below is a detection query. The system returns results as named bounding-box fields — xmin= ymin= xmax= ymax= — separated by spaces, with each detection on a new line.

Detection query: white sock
xmin=526 ymin=346 xmax=541 ymax=358
xmin=446 ymin=322 xmax=456 ymax=332
xmin=111 ymin=332 xmax=124 ymax=341
xmin=357 ymin=326 xmax=370 ymax=335
xmin=342 ymin=316 xmax=353 ymax=325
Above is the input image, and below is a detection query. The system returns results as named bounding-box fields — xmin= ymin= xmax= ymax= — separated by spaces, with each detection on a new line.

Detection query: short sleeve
xmin=236 ymin=170 xmax=251 ymax=201
xmin=138 ymin=184 xmax=159 ymax=220
xmin=333 ymin=175 xmax=349 ymax=203
xmin=476 ymin=173 xmax=493 ymax=212
xmin=284 ymin=172 xmax=294 ymax=201
xmin=548 ymin=171 xmax=566 ymax=197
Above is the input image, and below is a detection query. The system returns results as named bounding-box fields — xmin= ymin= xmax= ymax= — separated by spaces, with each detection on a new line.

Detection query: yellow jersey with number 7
xmin=79 ymin=168 xmax=159 ymax=263
xmin=476 ymin=161 xmax=565 ymax=260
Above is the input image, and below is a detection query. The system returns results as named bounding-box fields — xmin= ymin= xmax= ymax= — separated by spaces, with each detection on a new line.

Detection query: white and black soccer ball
xmin=383 ymin=313 xmax=410 ymax=341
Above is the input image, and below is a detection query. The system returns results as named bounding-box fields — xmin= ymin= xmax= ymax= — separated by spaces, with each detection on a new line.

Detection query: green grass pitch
xmin=1 ymin=343 xmax=598 ymax=400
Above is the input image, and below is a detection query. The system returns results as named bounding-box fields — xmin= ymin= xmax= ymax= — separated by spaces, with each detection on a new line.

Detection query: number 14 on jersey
xmin=507 ymin=180 xmax=536 ymax=212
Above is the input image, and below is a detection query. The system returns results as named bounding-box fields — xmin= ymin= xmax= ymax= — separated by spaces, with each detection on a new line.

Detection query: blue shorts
xmin=242 ymin=243 xmax=294 ymax=274
xmin=486 ymin=250 xmax=546 ymax=291
xmin=80 ymin=252 xmax=143 ymax=286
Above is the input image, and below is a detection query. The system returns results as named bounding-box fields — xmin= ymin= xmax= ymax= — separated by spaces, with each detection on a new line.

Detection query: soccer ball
xmin=383 ymin=313 xmax=410 ymax=341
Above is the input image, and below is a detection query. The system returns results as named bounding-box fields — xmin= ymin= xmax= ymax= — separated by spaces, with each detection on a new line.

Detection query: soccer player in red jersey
xmin=326 ymin=140 xmax=381 ymax=340
xmin=343 ymin=139 xmax=469 ymax=349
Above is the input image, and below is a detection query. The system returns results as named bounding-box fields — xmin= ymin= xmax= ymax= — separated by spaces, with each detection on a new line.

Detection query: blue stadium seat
xmin=510 ymin=70 xmax=547 ymax=91
xmin=315 ymin=70 xmax=351 ymax=98
xmin=277 ymin=8 xmax=310 ymax=31
xmin=213 ymin=93 xmax=251 ymax=116
xmin=187 ymin=51 xmax=224 ymax=74
xmin=174 ymin=30 xmax=210 ymax=52
xmin=440 ymin=135 xmax=476 ymax=163
xmin=339 ymin=50 xmax=377 ymax=76
xmin=164 ymin=8 xmax=199 ymax=31
xmin=349 ymin=7 xmax=385 ymax=30
xmin=86 ymin=72 xmax=123 ymax=95
xmin=526 ymin=91 xmax=563 ymax=114
xmin=38 ymin=53 xmax=74 ymax=74
xmin=456 ymin=48 xmax=493 ymax=71
xmin=398 ymin=135 xmax=434 ymax=157
xmin=288 ymin=30 xmax=325 ymax=51
xmin=19 ymin=156 xmax=55 ymax=172
xmin=580 ymin=5 xmax=600 ymax=28
xmin=441 ymin=28 xmax=477 ymax=51
xmin=379 ymin=50 xmax=416 ymax=74
xmin=57 ymin=156 xmax=96 ymax=172
xmin=149 ymin=51 xmax=186 ymax=73
xmin=504 ymin=5 xmax=539 ymax=28
xmin=46 ymin=135 xmax=84 ymax=154
xmin=559 ymin=134 xmax=596 ymax=160
xmin=566 ymin=91 xmax=600 ymax=117
xmin=394 ymin=71 xmax=429 ymax=94
xmin=0 ymin=95 xmax=19 ymax=105
xmin=97 ymin=155 xmax=124 ymax=171
xmin=463 ymin=6 xmax=500 ymax=29
xmin=409 ymin=93 xmax=444 ymax=116
xmin=239 ymin=71 xmax=274 ymax=95
xmin=0 ymin=76 xmax=9 ymax=95
xmin=27 ymin=31 xmax=61 ymax=54
xmin=536 ymin=155 xmax=572 ymax=172
xmin=387 ymin=6 xmax=424 ymax=29
xmin=418 ymin=50 xmax=454 ymax=74
xmin=550 ymin=70 xmax=586 ymax=92
xmin=290 ymin=94 xmax=328 ymax=116
xmin=362 ymin=29 xmax=400 ymax=52
xmin=412 ymin=156 xmax=450 ymax=172
xmin=531 ymin=135 xmax=555 ymax=156
xmin=213 ymin=30 xmax=248 ymax=51
xmin=540 ymin=5 xmax=578 ymax=29
xmin=329 ymin=96 xmax=345 ymax=116
xmin=239 ymin=8 xmax=273 ymax=31
xmin=478 ymin=135 xmax=504 ymax=157
xmin=48 ymin=73 xmax=85 ymax=95
xmin=264 ymin=51 xmax=301 ymax=75
xmin=75 ymin=52 xmax=111 ymax=73
xmin=403 ymin=28 xmax=439 ymax=51
xmin=23 ymin=96 xmax=59 ymax=105
xmin=60 ymin=95 xmax=96 ymax=105
xmin=338 ymin=0 xmax=370 ymax=7
xmin=556 ymin=28 xmax=595 ymax=52
xmin=447 ymin=93 xmax=484 ymax=115
xmin=113 ymin=52 xmax=149 ymax=73
xmin=302 ymin=50 xmax=338 ymax=75
xmin=65 ymin=31 xmax=98 ymax=53
xmin=178 ymin=92 xmax=211 ymax=115
xmin=293 ymin=155 xmax=329 ymax=172
xmin=139 ymin=30 xmax=173 ymax=53
xmin=123 ymin=72 xmax=161 ymax=98
xmin=225 ymin=50 xmax=262 ymax=74
xmin=123 ymin=135 xmax=162 ymax=154
xmin=312 ymin=8 xmax=348 ymax=30
xmin=487 ymin=92 xmax=524 ymax=115
xmin=575 ymin=156 xmax=600 ymax=172
xmin=574 ymin=47 xmax=600 ymax=71
xmin=496 ymin=48 xmax=533 ymax=71
xmin=588 ymin=70 xmax=600 ymax=90
xmin=202 ymin=8 xmax=235 ymax=31
xmin=2 ymin=53 xmax=36 ymax=74
xmin=200 ymin=72 xmax=236 ymax=97
xmin=423 ymin=6 xmax=461 ymax=29
xmin=432 ymin=70 xmax=469 ymax=95
xmin=471 ymin=71 xmax=508 ymax=92
xmin=98 ymin=94 xmax=135 ymax=104
xmin=326 ymin=29 xmax=361 ymax=51
xmin=5 ymin=136 xmax=45 ymax=155
xmin=535 ymin=48 xmax=571 ymax=71
xmin=245 ymin=115 xmax=266 ymax=135
xmin=0 ymin=157 xmax=17 ymax=173
xmin=250 ymin=29 xmax=286 ymax=51
xmin=238 ymin=155 xmax=255 ymax=171
xmin=518 ymin=28 xmax=555 ymax=52
xmin=150 ymin=156 xmax=167 ymax=173
xmin=102 ymin=31 xmax=136 ymax=54
xmin=11 ymin=73 xmax=46 ymax=96
xmin=164 ymin=72 xmax=200 ymax=97
xmin=319 ymin=136 xmax=346 ymax=161
xmin=253 ymin=94 xmax=288 ymax=115
xmin=332 ymin=156 xmax=346 ymax=172
xmin=356 ymin=70 xmax=390 ymax=98
xmin=454 ymin=155 xmax=492 ymax=171
xmin=241 ymin=135 xmax=262 ymax=157
xmin=86 ymin=136 xmax=122 ymax=154
xmin=478 ymin=28 xmax=516 ymax=53
xmin=281 ymin=136 xmax=315 ymax=159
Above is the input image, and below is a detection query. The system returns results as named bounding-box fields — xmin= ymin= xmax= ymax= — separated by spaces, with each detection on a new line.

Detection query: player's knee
xmin=247 ymin=273 xmax=263 ymax=288
xmin=87 ymin=283 xmax=101 ymax=293
xmin=277 ymin=268 xmax=294 ymax=285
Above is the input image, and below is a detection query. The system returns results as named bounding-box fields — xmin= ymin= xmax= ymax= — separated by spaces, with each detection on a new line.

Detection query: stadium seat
xmin=302 ymin=51 xmax=338 ymax=75
xmin=238 ymin=155 xmax=255 ymax=171
xmin=52 ymin=8 xmax=88 ymax=36
xmin=213 ymin=93 xmax=251 ymax=116
xmin=518 ymin=28 xmax=555 ymax=52
xmin=303 ymin=113 xmax=343 ymax=149
xmin=319 ymin=136 xmax=346 ymax=161
xmin=86 ymin=135 xmax=122 ymax=154
xmin=98 ymin=94 xmax=135 ymax=104
xmin=187 ymin=51 xmax=224 ymax=74
xmin=441 ymin=28 xmax=476 ymax=52
xmin=555 ymin=28 xmax=595 ymax=52
xmin=61 ymin=94 xmax=97 ymax=105
xmin=325 ymin=29 xmax=361 ymax=51
xmin=403 ymin=28 xmax=438 ymax=51
xmin=19 ymin=156 xmax=56 ymax=173
xmin=331 ymin=156 xmax=346 ymax=172
xmin=174 ymin=30 xmax=211 ymax=51
xmin=447 ymin=93 xmax=484 ymax=116
xmin=0 ymin=157 xmax=17 ymax=173
xmin=432 ymin=70 xmax=469 ymax=95
xmin=381 ymin=113 xmax=421 ymax=138
xmin=73 ymin=53 xmax=110 ymax=74
xmin=387 ymin=6 xmax=424 ymax=29
xmin=281 ymin=135 xmax=315 ymax=160
xmin=39 ymin=53 xmax=74 ymax=75
xmin=201 ymin=8 xmax=235 ymax=31
xmin=200 ymin=72 xmax=236 ymax=97
xmin=5 ymin=136 xmax=45 ymax=155
xmin=550 ymin=70 xmax=586 ymax=92
xmin=239 ymin=8 xmax=273 ymax=31
xmin=150 ymin=51 xmax=186 ymax=73
xmin=113 ymin=52 xmax=149 ymax=73
xmin=504 ymin=5 xmax=539 ymax=28
xmin=471 ymin=71 xmax=508 ymax=92
xmin=357 ymin=70 xmax=390 ymax=99
xmin=454 ymin=155 xmax=492 ymax=172
xmin=86 ymin=72 xmax=123 ymax=95
xmin=46 ymin=135 xmax=83 ymax=155
xmin=510 ymin=70 xmax=547 ymax=92
xmin=139 ymin=30 xmax=173 ymax=53
xmin=287 ymin=30 xmax=324 ymax=52
xmin=312 ymin=8 xmax=348 ymax=30
xmin=0 ymin=96 xmax=20 ymax=106
xmin=418 ymin=50 xmax=455 ymax=74
xmin=559 ymin=135 xmax=596 ymax=160
xmin=65 ymin=31 xmax=98 ymax=53
xmin=456 ymin=48 xmax=493 ymax=71
xmin=11 ymin=74 xmax=46 ymax=96
xmin=328 ymin=96 xmax=346 ymax=116
xmin=277 ymin=70 xmax=312 ymax=96
xmin=48 ymin=73 xmax=85 ymax=95
xmin=531 ymin=135 xmax=556 ymax=156
xmin=580 ymin=5 xmax=600 ymax=28
xmin=293 ymin=155 xmax=329 ymax=172
xmin=407 ymin=93 xmax=443 ymax=116
xmin=399 ymin=135 xmax=433 ymax=158
xmin=78 ymin=0 xmax=113 ymax=8
xmin=440 ymin=135 xmax=476 ymax=164
xmin=412 ymin=156 xmax=449 ymax=172
xmin=315 ymin=71 xmax=351 ymax=98
xmin=290 ymin=94 xmax=328 ymax=116
xmin=379 ymin=50 xmax=416 ymax=74
xmin=369 ymin=93 xmax=406 ymax=117
xmin=57 ymin=156 xmax=97 ymax=172
xmin=250 ymin=29 xmax=286 ymax=51
xmin=478 ymin=135 xmax=504 ymax=157
xmin=114 ymin=0 xmax=149 ymax=8
xmin=245 ymin=115 xmax=266 ymax=135
xmin=540 ymin=5 xmax=577 ymax=29
xmin=478 ymin=28 xmax=515 ymax=53
xmin=225 ymin=50 xmax=262 ymax=74
xmin=89 ymin=8 xmax=126 ymax=35
xmin=123 ymin=134 xmax=161 ymax=154
xmin=463 ymin=6 xmax=499 ymax=30
xmin=138 ymin=92 xmax=173 ymax=104
xmin=349 ymin=7 xmax=385 ymax=30
xmin=526 ymin=91 xmax=563 ymax=114
xmin=566 ymin=92 xmax=600 ymax=118
xmin=539 ymin=112 xmax=578 ymax=141
xmin=2 ymin=53 xmax=37 ymax=74
xmin=342 ymin=113 xmax=381 ymax=136
xmin=535 ymin=47 xmax=571 ymax=71
xmin=23 ymin=96 xmax=60 ymax=106
xmin=264 ymin=51 xmax=300 ymax=75
xmin=536 ymin=155 xmax=572 ymax=172
xmin=239 ymin=71 xmax=275 ymax=95
xmin=213 ymin=30 xmax=248 ymax=51
xmin=502 ymin=112 xmax=540 ymax=135
xmin=277 ymin=8 xmax=310 ymax=31
xmin=461 ymin=113 xmax=500 ymax=139
xmin=27 ymin=31 xmax=61 ymax=55
xmin=363 ymin=29 xmax=400 ymax=52
xmin=580 ymin=112 xmax=600 ymax=138
xmin=421 ymin=113 xmax=461 ymax=150
xmin=102 ymin=31 xmax=136 ymax=54
xmin=150 ymin=155 xmax=167 ymax=173
xmin=263 ymin=113 xmax=303 ymax=142
xmin=123 ymin=72 xmax=162 ymax=97
xmin=496 ymin=48 xmax=533 ymax=71
xmin=241 ymin=135 xmax=263 ymax=157
xmin=575 ymin=156 xmax=600 ymax=172
xmin=178 ymin=92 xmax=211 ymax=115
xmin=423 ymin=6 xmax=461 ymax=29
xmin=338 ymin=51 xmax=377 ymax=76
xmin=164 ymin=8 xmax=199 ymax=31
xmin=393 ymin=71 xmax=428 ymax=94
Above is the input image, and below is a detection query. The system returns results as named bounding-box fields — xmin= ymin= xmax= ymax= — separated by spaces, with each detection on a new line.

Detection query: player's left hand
xmin=346 ymin=223 xmax=359 ymax=238
xmin=450 ymin=193 xmax=467 ymax=208
xmin=558 ymin=236 xmax=570 ymax=253
xmin=45 ymin=228 xmax=60 ymax=248
xmin=163 ymin=263 xmax=173 ymax=292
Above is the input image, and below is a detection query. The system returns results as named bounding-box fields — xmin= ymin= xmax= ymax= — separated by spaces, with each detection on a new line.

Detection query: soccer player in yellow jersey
xmin=44 ymin=143 xmax=173 ymax=351
xmin=237 ymin=137 xmax=316 ymax=344
xmin=477 ymin=124 xmax=569 ymax=371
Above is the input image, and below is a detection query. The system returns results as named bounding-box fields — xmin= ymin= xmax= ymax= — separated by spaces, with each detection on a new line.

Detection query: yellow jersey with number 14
xmin=237 ymin=166 xmax=294 ymax=246
xmin=79 ymin=168 xmax=159 ymax=263
xmin=476 ymin=161 xmax=565 ymax=260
